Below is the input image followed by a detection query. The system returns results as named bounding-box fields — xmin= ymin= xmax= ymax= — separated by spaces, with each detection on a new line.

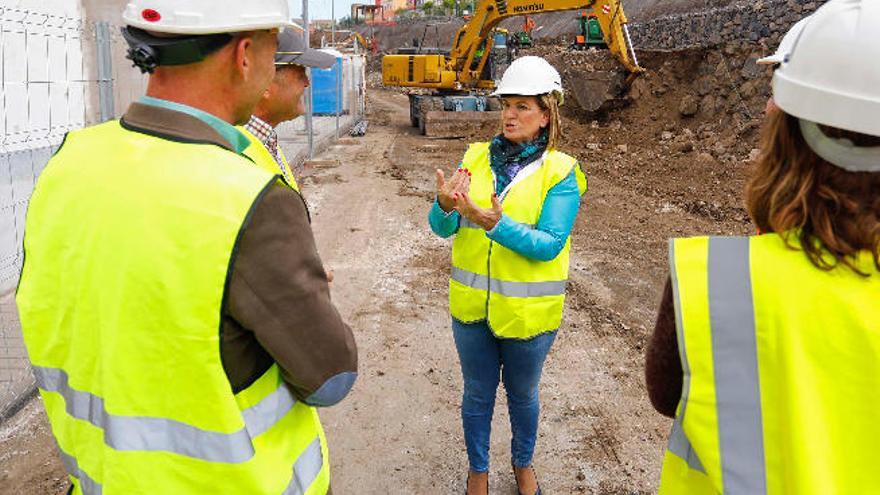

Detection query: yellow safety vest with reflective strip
xmin=17 ymin=121 xmax=329 ymax=495
xmin=450 ymin=142 xmax=587 ymax=339
xmin=660 ymin=234 xmax=880 ymax=495
xmin=239 ymin=126 xmax=300 ymax=192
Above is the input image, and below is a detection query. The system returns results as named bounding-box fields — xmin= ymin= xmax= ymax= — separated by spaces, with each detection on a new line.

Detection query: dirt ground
xmin=0 ymin=40 xmax=764 ymax=491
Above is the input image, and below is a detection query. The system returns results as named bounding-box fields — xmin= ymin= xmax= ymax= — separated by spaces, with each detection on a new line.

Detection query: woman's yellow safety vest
xmin=17 ymin=121 xmax=329 ymax=494
xmin=449 ymin=142 xmax=587 ymax=339
xmin=660 ymin=233 xmax=880 ymax=494
xmin=240 ymin=126 xmax=300 ymax=191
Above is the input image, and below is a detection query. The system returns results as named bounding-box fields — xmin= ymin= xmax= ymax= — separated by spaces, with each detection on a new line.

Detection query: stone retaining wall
xmin=629 ymin=0 xmax=827 ymax=50
xmin=360 ymin=0 xmax=828 ymax=53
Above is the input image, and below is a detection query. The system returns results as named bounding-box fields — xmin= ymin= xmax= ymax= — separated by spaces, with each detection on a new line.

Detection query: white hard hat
xmin=756 ymin=15 xmax=810 ymax=65
xmin=773 ymin=0 xmax=880 ymax=138
xmin=491 ymin=56 xmax=563 ymax=100
xmin=122 ymin=0 xmax=294 ymax=35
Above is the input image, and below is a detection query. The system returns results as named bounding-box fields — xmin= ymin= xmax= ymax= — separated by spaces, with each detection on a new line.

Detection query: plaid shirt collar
xmin=244 ymin=115 xmax=278 ymax=148
xmin=244 ymin=115 xmax=293 ymax=182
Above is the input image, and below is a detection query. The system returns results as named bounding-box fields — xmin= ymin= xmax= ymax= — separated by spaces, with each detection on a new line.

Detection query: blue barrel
xmin=312 ymin=52 xmax=344 ymax=115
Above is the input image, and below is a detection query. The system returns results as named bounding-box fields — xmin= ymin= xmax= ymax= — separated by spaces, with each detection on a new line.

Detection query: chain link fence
xmin=0 ymin=6 xmax=146 ymax=420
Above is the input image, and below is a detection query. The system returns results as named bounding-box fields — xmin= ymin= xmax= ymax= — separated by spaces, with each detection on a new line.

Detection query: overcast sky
xmin=290 ymin=0 xmax=360 ymax=21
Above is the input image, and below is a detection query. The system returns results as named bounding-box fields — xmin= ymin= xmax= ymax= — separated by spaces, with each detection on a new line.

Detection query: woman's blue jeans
xmin=452 ymin=319 xmax=557 ymax=473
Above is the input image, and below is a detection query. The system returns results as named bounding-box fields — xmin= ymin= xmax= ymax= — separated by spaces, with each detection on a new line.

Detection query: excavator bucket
xmin=568 ymin=69 xmax=628 ymax=114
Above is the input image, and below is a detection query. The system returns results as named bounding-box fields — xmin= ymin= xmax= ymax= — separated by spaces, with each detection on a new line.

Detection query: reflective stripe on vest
xmin=284 ymin=437 xmax=324 ymax=495
xmin=449 ymin=142 xmax=586 ymax=339
xmin=706 ymin=237 xmax=766 ymax=494
xmin=452 ymin=267 xmax=568 ymax=298
xmin=33 ymin=365 xmax=301 ymax=463
xmin=663 ymin=239 xmax=707 ymax=476
xmin=60 ymin=447 xmax=102 ymax=495
xmin=61 ymin=437 xmax=324 ymax=495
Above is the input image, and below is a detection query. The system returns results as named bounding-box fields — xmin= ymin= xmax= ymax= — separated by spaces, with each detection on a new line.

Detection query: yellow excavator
xmin=382 ymin=0 xmax=643 ymax=132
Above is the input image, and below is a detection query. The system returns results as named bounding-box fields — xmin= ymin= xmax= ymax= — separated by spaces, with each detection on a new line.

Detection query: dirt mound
xmin=522 ymin=42 xmax=771 ymax=228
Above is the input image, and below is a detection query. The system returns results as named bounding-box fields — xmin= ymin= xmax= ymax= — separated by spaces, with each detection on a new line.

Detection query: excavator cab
xmin=511 ymin=16 xmax=536 ymax=49
xmin=574 ymin=12 xmax=608 ymax=49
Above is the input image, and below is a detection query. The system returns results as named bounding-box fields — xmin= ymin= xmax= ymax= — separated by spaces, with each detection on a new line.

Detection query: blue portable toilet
xmin=312 ymin=49 xmax=344 ymax=115
xmin=493 ymin=31 xmax=507 ymax=50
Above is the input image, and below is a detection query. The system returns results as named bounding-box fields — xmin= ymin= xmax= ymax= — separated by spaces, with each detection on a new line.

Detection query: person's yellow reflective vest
xmin=240 ymin=126 xmax=300 ymax=192
xmin=16 ymin=121 xmax=329 ymax=494
xmin=449 ymin=142 xmax=587 ymax=339
xmin=660 ymin=233 xmax=880 ymax=494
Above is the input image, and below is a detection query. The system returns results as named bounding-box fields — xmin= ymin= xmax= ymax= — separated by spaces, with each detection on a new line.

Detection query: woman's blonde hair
xmin=746 ymin=110 xmax=880 ymax=275
xmin=537 ymin=93 xmax=563 ymax=150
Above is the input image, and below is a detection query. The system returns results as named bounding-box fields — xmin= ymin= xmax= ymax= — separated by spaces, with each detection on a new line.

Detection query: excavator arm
xmin=452 ymin=0 xmax=641 ymax=85
xmin=349 ymin=31 xmax=369 ymax=51
xmin=382 ymin=0 xmax=642 ymax=90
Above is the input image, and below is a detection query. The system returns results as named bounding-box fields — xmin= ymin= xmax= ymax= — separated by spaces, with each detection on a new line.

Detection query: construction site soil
xmin=1 ymin=40 xmax=769 ymax=493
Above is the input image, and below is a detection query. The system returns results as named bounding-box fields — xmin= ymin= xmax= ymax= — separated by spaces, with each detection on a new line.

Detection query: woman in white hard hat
xmin=428 ymin=56 xmax=587 ymax=495
xmin=646 ymin=0 xmax=880 ymax=492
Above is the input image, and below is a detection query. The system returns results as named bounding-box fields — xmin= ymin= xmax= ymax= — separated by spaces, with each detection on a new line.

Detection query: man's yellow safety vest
xmin=16 ymin=121 xmax=329 ymax=494
xmin=240 ymin=126 xmax=300 ymax=192
xmin=449 ymin=142 xmax=587 ymax=339
xmin=660 ymin=233 xmax=880 ymax=494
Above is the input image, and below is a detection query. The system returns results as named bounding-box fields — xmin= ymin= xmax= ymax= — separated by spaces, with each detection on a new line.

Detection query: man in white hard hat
xmin=242 ymin=27 xmax=336 ymax=190
xmin=16 ymin=1 xmax=357 ymax=494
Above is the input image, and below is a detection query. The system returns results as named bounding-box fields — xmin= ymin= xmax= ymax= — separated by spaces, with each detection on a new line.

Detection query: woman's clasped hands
xmin=436 ymin=167 xmax=502 ymax=231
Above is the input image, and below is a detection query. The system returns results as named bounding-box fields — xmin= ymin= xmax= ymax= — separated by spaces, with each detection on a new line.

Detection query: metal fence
xmin=278 ymin=51 xmax=368 ymax=171
xmin=0 ymin=7 xmax=146 ymax=420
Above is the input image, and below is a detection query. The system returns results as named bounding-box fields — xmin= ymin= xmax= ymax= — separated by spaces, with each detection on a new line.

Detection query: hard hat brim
xmin=773 ymin=69 xmax=880 ymax=138
xmin=490 ymin=88 xmax=554 ymax=97
xmin=124 ymin=18 xmax=297 ymax=35
xmin=756 ymin=53 xmax=783 ymax=65
xmin=276 ymin=48 xmax=337 ymax=69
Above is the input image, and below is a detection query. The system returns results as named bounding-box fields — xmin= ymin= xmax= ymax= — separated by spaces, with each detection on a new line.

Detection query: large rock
xmin=700 ymin=94 xmax=717 ymax=115
xmin=679 ymin=95 xmax=700 ymax=117
xmin=567 ymin=71 xmax=628 ymax=114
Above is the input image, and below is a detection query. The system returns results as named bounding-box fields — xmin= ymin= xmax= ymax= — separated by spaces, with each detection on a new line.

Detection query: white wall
xmin=0 ymin=0 xmax=145 ymax=292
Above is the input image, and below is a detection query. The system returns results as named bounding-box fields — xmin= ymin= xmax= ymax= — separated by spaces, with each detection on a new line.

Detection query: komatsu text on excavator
xmin=382 ymin=0 xmax=643 ymax=133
